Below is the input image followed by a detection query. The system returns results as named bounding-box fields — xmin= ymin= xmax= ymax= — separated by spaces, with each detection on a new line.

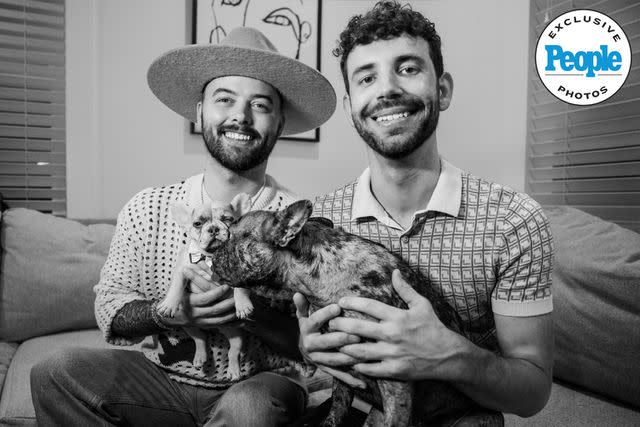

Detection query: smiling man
xmin=294 ymin=1 xmax=554 ymax=424
xmin=30 ymin=27 xmax=335 ymax=426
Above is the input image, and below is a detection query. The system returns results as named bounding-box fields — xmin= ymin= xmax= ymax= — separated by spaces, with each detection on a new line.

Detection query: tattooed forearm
xmin=111 ymin=300 xmax=171 ymax=338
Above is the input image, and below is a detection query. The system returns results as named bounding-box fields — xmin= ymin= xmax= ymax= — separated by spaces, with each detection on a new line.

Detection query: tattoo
xmin=111 ymin=300 xmax=170 ymax=338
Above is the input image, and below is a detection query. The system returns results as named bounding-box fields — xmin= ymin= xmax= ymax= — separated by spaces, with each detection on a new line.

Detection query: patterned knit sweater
xmin=94 ymin=173 xmax=313 ymax=388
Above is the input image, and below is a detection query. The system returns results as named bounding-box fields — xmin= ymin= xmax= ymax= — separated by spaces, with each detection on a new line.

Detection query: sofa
xmin=0 ymin=204 xmax=639 ymax=426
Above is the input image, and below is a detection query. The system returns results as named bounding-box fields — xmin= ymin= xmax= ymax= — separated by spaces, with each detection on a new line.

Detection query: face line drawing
xmin=207 ymin=0 xmax=312 ymax=60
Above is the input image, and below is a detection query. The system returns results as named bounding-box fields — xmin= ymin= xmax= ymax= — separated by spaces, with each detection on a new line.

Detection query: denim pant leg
xmin=30 ymin=347 xmax=197 ymax=427
xmin=204 ymin=372 xmax=307 ymax=427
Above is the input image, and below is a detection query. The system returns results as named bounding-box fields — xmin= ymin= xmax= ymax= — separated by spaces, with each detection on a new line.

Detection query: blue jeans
xmin=30 ymin=347 xmax=306 ymax=427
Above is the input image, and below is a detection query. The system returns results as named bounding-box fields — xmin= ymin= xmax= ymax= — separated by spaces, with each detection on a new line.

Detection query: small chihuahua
xmin=208 ymin=200 xmax=475 ymax=426
xmin=157 ymin=193 xmax=252 ymax=379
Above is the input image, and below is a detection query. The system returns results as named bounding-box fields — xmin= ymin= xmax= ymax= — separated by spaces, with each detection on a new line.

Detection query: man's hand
xmin=161 ymin=264 xmax=239 ymax=328
xmin=334 ymin=270 xmax=554 ymax=416
xmin=333 ymin=269 xmax=468 ymax=382
xmin=293 ymin=292 xmax=366 ymax=389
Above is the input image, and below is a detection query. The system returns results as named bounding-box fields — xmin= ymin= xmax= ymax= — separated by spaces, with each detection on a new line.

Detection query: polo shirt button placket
xmin=402 ymin=217 xmax=422 ymax=243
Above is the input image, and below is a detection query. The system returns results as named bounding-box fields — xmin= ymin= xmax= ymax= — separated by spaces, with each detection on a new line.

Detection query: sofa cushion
xmin=505 ymin=381 xmax=640 ymax=426
xmin=0 ymin=329 xmax=130 ymax=425
xmin=545 ymin=206 xmax=640 ymax=408
xmin=0 ymin=208 xmax=115 ymax=342
xmin=0 ymin=342 xmax=17 ymax=396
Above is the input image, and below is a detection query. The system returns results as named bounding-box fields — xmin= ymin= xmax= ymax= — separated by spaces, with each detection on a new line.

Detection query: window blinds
xmin=0 ymin=0 xmax=65 ymax=215
xmin=527 ymin=0 xmax=640 ymax=233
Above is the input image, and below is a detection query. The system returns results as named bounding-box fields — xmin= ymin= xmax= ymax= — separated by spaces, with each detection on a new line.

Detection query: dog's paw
xmin=235 ymin=303 xmax=254 ymax=320
xmin=193 ymin=357 xmax=207 ymax=370
xmin=193 ymin=352 xmax=207 ymax=370
xmin=226 ymin=353 xmax=242 ymax=380
xmin=156 ymin=301 xmax=180 ymax=318
xmin=227 ymin=364 xmax=241 ymax=381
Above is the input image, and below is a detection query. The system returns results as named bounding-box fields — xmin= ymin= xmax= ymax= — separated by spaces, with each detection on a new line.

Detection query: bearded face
xmin=199 ymin=76 xmax=284 ymax=172
xmin=202 ymin=116 xmax=282 ymax=172
xmin=351 ymin=93 xmax=439 ymax=160
xmin=344 ymin=35 xmax=447 ymax=160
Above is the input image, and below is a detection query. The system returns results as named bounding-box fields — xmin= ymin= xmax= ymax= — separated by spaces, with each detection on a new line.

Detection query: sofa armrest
xmin=545 ymin=206 xmax=640 ymax=408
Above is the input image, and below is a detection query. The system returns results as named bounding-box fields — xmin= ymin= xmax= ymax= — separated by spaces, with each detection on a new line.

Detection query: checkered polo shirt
xmin=313 ymin=160 xmax=554 ymax=352
xmin=94 ymin=173 xmax=314 ymax=388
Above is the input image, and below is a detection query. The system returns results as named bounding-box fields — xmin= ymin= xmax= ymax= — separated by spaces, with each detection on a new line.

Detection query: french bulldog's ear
xmin=273 ymin=200 xmax=313 ymax=247
xmin=170 ymin=201 xmax=194 ymax=227
xmin=230 ymin=193 xmax=251 ymax=217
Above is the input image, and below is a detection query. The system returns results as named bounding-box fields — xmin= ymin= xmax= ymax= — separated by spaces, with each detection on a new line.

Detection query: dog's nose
xmin=210 ymin=220 xmax=229 ymax=237
xmin=216 ymin=228 xmax=230 ymax=241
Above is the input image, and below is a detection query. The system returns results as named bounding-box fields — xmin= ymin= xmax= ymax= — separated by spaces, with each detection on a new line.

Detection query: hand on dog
xmin=332 ymin=269 xmax=468 ymax=382
xmin=161 ymin=264 xmax=240 ymax=329
xmin=293 ymin=293 xmax=366 ymax=389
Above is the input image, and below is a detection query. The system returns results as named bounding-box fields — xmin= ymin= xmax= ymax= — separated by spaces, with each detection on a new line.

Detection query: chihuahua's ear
xmin=230 ymin=193 xmax=251 ymax=217
xmin=271 ymin=200 xmax=313 ymax=247
xmin=170 ymin=201 xmax=194 ymax=227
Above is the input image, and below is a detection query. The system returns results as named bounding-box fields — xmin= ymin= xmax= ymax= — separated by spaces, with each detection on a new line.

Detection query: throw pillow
xmin=0 ymin=208 xmax=115 ymax=342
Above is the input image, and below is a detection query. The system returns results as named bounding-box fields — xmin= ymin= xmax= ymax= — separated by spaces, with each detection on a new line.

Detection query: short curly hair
xmin=333 ymin=1 xmax=443 ymax=93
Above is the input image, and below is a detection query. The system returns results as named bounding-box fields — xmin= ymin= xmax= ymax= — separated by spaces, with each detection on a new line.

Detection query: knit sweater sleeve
xmin=94 ymin=190 xmax=151 ymax=346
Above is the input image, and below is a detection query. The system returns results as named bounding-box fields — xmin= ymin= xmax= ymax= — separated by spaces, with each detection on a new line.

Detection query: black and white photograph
xmin=0 ymin=0 xmax=638 ymax=426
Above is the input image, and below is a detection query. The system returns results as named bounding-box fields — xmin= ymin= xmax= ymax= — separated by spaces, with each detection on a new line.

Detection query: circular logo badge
xmin=535 ymin=9 xmax=631 ymax=106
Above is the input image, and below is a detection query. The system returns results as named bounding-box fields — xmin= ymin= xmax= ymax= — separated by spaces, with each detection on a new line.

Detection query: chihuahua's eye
xmin=193 ymin=221 xmax=202 ymax=228
xmin=221 ymin=215 xmax=235 ymax=223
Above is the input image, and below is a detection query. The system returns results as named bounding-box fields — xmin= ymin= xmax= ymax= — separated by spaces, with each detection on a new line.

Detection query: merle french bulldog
xmin=208 ymin=200 xmax=476 ymax=426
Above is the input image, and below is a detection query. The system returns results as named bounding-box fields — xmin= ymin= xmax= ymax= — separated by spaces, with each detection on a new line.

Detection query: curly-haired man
xmin=294 ymin=1 xmax=554 ymax=424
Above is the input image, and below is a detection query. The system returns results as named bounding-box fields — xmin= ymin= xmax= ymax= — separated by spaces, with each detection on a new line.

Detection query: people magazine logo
xmin=535 ymin=9 xmax=631 ymax=106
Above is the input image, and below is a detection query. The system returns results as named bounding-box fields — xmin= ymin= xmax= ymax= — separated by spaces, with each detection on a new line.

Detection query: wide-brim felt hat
xmin=147 ymin=27 xmax=336 ymax=136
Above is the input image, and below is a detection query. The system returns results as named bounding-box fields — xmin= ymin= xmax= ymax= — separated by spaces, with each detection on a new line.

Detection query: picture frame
xmin=191 ymin=0 xmax=323 ymax=142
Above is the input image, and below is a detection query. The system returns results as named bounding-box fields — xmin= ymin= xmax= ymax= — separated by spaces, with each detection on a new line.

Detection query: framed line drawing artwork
xmin=192 ymin=0 xmax=323 ymax=142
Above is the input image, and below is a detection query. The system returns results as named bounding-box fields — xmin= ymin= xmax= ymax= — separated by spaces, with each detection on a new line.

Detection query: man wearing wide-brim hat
xmin=31 ymin=27 xmax=336 ymax=426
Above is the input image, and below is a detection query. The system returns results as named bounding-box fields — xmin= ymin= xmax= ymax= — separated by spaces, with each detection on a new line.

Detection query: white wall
xmin=66 ymin=0 xmax=530 ymax=218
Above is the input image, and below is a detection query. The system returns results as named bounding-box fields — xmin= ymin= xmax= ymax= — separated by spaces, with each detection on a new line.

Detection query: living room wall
xmin=65 ymin=0 xmax=530 ymax=218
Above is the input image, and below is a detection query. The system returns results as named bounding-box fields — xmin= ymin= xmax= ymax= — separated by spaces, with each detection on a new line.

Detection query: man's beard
xmin=352 ymin=94 xmax=439 ymax=160
xmin=202 ymin=118 xmax=281 ymax=172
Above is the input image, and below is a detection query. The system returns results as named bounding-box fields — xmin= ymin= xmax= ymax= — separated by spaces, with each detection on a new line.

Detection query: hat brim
xmin=147 ymin=44 xmax=336 ymax=136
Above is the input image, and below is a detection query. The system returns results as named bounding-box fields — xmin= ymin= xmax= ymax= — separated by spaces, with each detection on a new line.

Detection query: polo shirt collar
xmin=351 ymin=158 xmax=462 ymax=223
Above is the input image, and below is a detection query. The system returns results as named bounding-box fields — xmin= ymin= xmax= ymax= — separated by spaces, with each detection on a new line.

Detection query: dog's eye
xmin=221 ymin=215 xmax=235 ymax=223
xmin=193 ymin=221 xmax=202 ymax=228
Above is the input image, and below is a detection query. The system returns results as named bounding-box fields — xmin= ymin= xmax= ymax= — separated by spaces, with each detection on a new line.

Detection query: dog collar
xmin=189 ymin=252 xmax=212 ymax=268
